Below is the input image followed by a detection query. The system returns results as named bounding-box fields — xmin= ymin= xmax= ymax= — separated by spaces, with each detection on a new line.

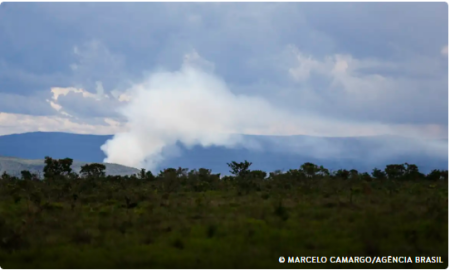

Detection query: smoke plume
xmin=100 ymin=52 xmax=298 ymax=169
xmin=100 ymin=52 xmax=447 ymax=170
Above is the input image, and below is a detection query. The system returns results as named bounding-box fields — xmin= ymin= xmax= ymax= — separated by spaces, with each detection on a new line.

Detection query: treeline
xmin=1 ymin=156 xmax=447 ymax=185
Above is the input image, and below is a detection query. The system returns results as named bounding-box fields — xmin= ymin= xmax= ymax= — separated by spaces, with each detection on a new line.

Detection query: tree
xmin=268 ymin=170 xmax=283 ymax=179
xmin=198 ymin=168 xmax=212 ymax=177
xmin=146 ymin=170 xmax=156 ymax=181
xmin=403 ymin=163 xmax=424 ymax=180
xmin=349 ymin=169 xmax=359 ymax=179
xmin=158 ymin=168 xmax=177 ymax=178
xmin=384 ymin=164 xmax=405 ymax=180
xmin=248 ymin=170 xmax=267 ymax=180
xmin=20 ymin=170 xmax=36 ymax=181
xmin=192 ymin=168 xmax=220 ymax=182
xmin=137 ymin=168 xmax=155 ymax=181
xmin=59 ymin=158 xmax=73 ymax=175
xmin=227 ymin=160 xmax=252 ymax=177
xmin=360 ymin=172 xmax=372 ymax=182
xmin=1 ymin=171 xmax=10 ymax=180
xmin=21 ymin=170 xmax=32 ymax=180
xmin=80 ymin=163 xmax=106 ymax=178
xmin=427 ymin=169 xmax=444 ymax=181
xmin=139 ymin=168 xmax=146 ymax=179
xmin=176 ymin=167 xmax=189 ymax=178
xmin=43 ymin=157 xmax=73 ymax=178
xmin=299 ymin=162 xmax=321 ymax=178
xmin=318 ymin=166 xmax=330 ymax=177
xmin=334 ymin=169 xmax=350 ymax=180
xmin=371 ymin=168 xmax=386 ymax=180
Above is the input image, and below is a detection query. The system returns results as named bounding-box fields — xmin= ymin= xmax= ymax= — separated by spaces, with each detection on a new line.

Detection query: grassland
xmin=0 ymin=163 xmax=447 ymax=268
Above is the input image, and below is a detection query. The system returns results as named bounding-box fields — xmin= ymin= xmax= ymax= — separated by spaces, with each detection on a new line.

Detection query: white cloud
xmin=46 ymin=84 xmax=126 ymax=120
xmin=48 ymin=100 xmax=62 ymax=111
xmin=0 ymin=112 xmax=125 ymax=136
xmin=47 ymin=87 xmax=99 ymax=117
xmin=50 ymin=87 xmax=97 ymax=101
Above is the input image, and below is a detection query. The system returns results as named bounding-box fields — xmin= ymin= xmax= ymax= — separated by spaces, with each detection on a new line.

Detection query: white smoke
xmin=100 ymin=52 xmax=297 ymax=170
xmin=100 ymin=52 xmax=447 ymax=170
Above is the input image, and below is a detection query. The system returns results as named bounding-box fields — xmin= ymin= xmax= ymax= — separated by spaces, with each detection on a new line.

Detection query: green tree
xmin=360 ymin=172 xmax=372 ymax=181
xmin=403 ymin=163 xmax=424 ymax=180
xmin=80 ymin=163 xmax=106 ymax=178
xmin=146 ymin=170 xmax=156 ymax=181
xmin=158 ymin=168 xmax=177 ymax=178
xmin=299 ymin=162 xmax=321 ymax=178
xmin=334 ymin=169 xmax=350 ymax=180
xmin=176 ymin=167 xmax=189 ymax=178
xmin=227 ymin=160 xmax=252 ymax=177
xmin=198 ymin=168 xmax=212 ymax=177
xmin=349 ymin=169 xmax=359 ymax=179
xmin=139 ymin=168 xmax=146 ymax=179
xmin=248 ymin=170 xmax=267 ymax=180
xmin=1 ymin=171 xmax=10 ymax=180
xmin=318 ymin=165 xmax=330 ymax=177
xmin=20 ymin=170 xmax=38 ymax=181
xmin=384 ymin=164 xmax=405 ymax=180
xmin=21 ymin=170 xmax=32 ymax=181
xmin=268 ymin=170 xmax=283 ymax=180
xmin=43 ymin=157 xmax=73 ymax=178
xmin=137 ymin=168 xmax=155 ymax=181
xmin=371 ymin=168 xmax=386 ymax=180
xmin=427 ymin=169 xmax=445 ymax=181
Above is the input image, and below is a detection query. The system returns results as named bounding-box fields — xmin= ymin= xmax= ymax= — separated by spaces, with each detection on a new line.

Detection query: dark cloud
xmin=0 ymin=2 xmax=446 ymax=129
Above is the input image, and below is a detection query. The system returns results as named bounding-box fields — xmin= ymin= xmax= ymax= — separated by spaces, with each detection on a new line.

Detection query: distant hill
xmin=0 ymin=132 xmax=447 ymax=175
xmin=0 ymin=132 xmax=112 ymax=162
xmin=0 ymin=156 xmax=140 ymax=178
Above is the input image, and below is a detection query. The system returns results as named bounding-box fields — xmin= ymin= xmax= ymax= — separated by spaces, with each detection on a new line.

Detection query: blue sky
xmin=0 ymin=2 xmax=448 ymax=168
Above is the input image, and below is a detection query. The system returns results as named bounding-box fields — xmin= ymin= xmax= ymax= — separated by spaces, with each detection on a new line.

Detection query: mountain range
xmin=0 ymin=132 xmax=447 ymax=176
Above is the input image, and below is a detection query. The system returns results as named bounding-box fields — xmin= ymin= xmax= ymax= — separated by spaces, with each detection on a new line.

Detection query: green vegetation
xmin=0 ymin=157 xmax=447 ymax=268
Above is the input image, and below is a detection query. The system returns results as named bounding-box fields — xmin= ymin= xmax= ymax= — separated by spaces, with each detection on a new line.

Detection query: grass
xmin=0 ymin=176 xmax=447 ymax=268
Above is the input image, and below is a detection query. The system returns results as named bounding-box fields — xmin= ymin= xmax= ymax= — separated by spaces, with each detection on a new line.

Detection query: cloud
xmin=0 ymin=112 xmax=125 ymax=136
xmin=69 ymin=40 xmax=130 ymax=94
xmin=45 ymin=84 xmax=128 ymax=121
xmin=0 ymin=4 xmax=446 ymax=171
xmin=48 ymin=100 xmax=63 ymax=112
xmin=0 ymin=92 xmax=56 ymax=116
xmin=101 ymin=52 xmax=448 ymax=170
xmin=283 ymin=45 xmax=448 ymax=126
xmin=50 ymin=87 xmax=97 ymax=101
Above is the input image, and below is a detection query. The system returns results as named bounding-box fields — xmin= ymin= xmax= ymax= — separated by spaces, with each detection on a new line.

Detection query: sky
xmin=0 ymin=2 xmax=448 ymax=169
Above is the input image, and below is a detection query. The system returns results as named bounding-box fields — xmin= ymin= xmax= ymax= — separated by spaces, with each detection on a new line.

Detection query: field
xmin=0 ymin=159 xmax=447 ymax=269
